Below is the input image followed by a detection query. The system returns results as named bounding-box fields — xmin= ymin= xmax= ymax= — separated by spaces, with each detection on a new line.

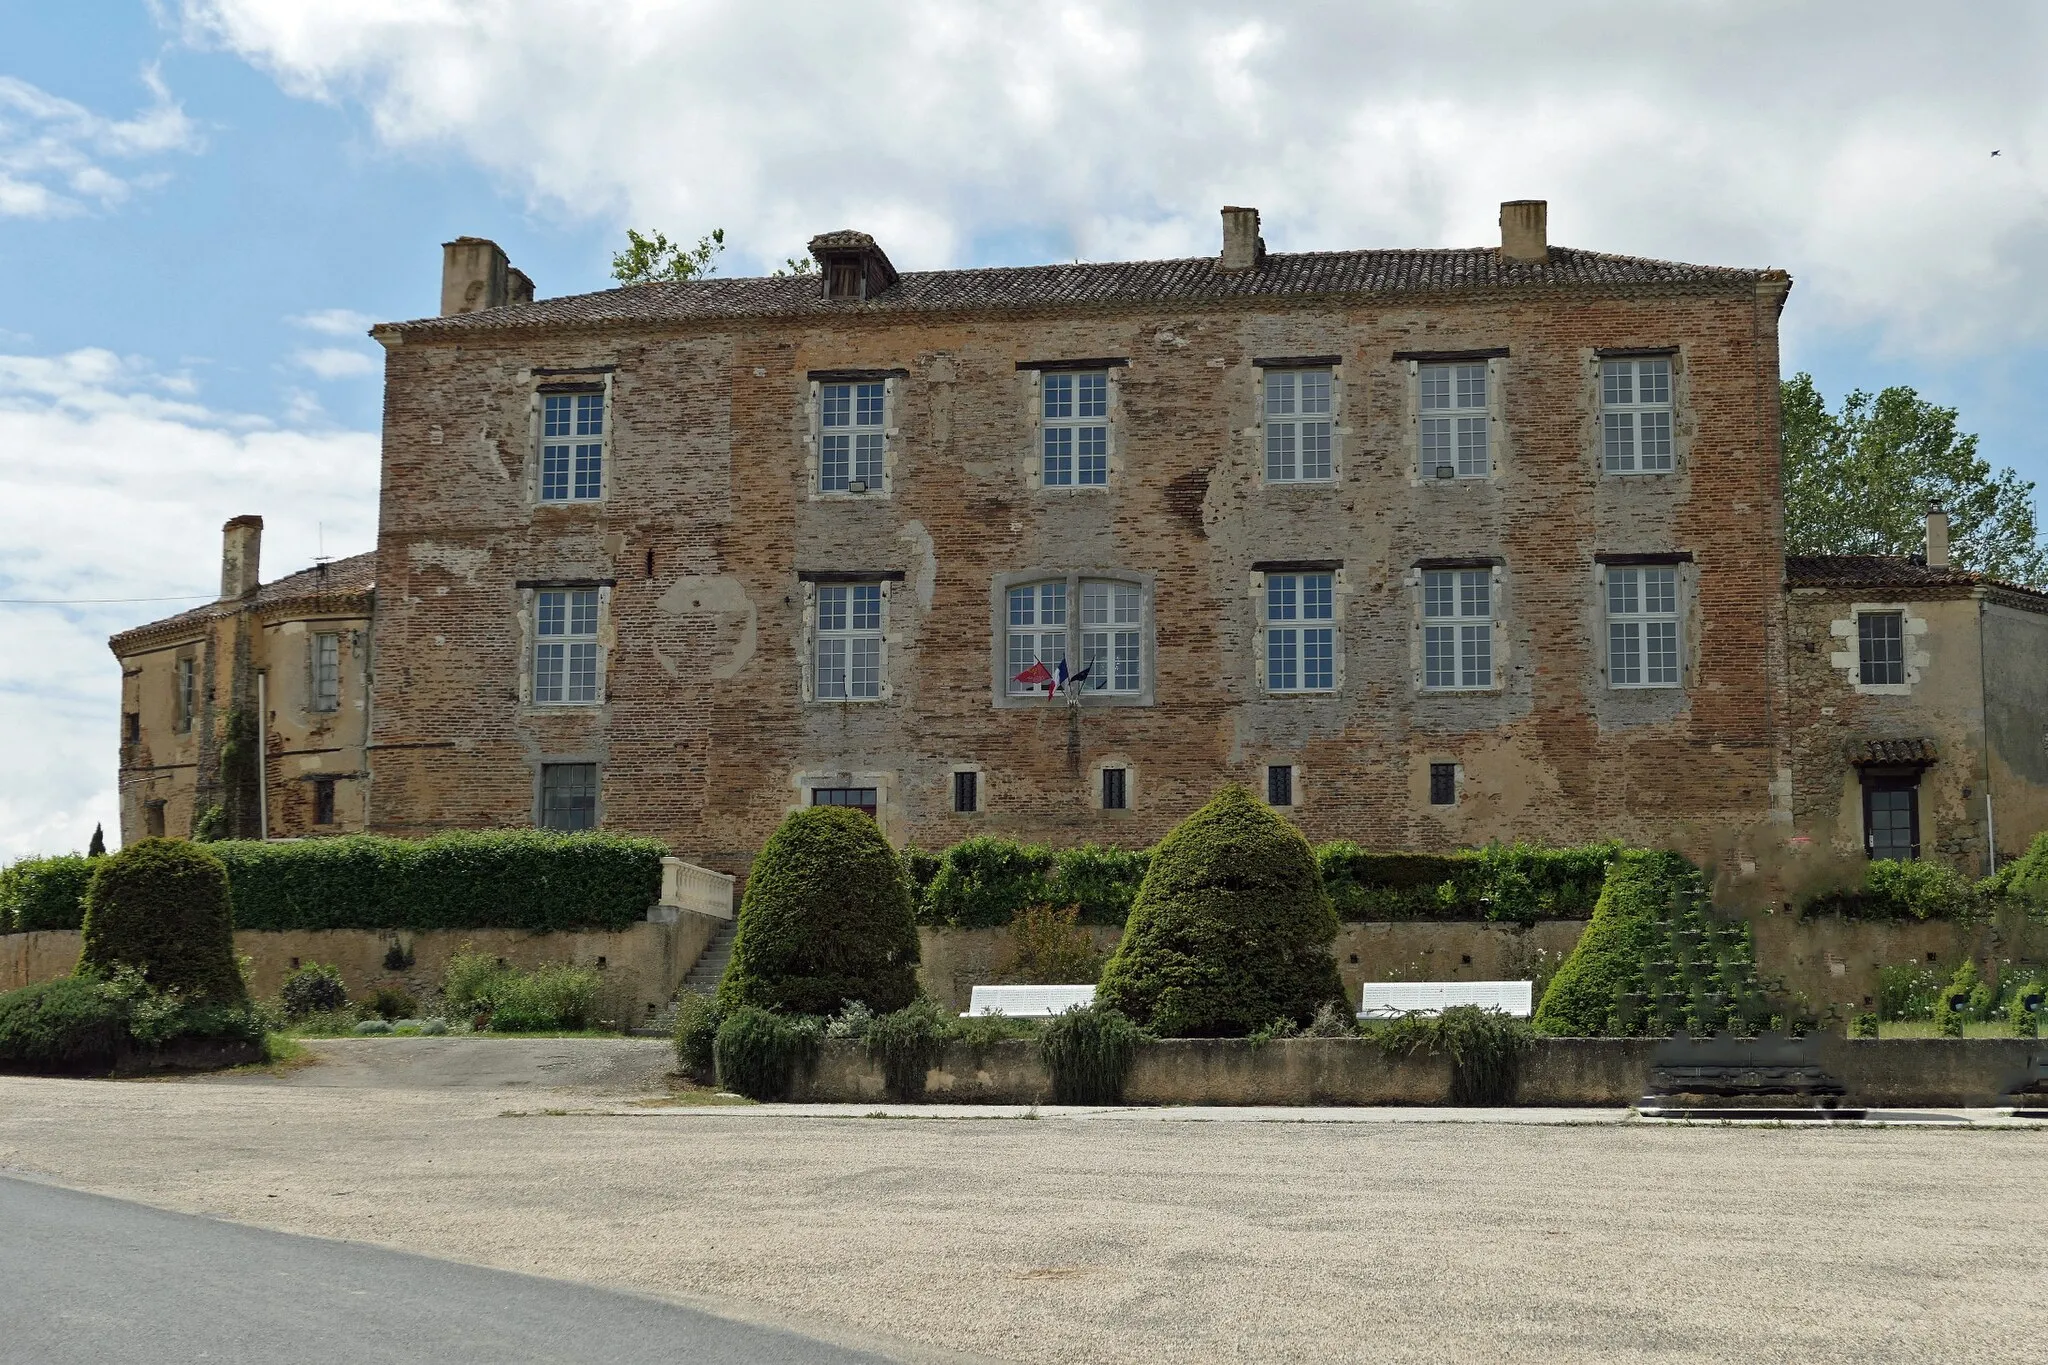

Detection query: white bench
xmin=963 ymin=985 xmax=1097 ymax=1018
xmin=1358 ymin=981 xmax=1533 ymax=1019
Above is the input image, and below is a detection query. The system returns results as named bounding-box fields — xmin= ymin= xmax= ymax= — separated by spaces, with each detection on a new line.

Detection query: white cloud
xmin=290 ymin=308 xmax=377 ymax=337
xmin=0 ymin=68 xmax=200 ymax=218
xmin=293 ymin=346 xmax=379 ymax=379
xmin=182 ymin=0 xmax=2048 ymax=359
xmin=0 ymin=349 xmax=376 ymax=858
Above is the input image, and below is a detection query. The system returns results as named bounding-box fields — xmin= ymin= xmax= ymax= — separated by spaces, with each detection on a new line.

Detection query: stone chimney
xmin=1218 ymin=206 xmax=1264 ymax=272
xmin=507 ymin=267 xmax=535 ymax=306
xmin=220 ymin=515 xmax=263 ymax=602
xmin=440 ymin=236 xmax=517 ymax=316
xmin=1926 ymin=505 xmax=1950 ymax=569
xmin=1499 ymin=200 xmax=1549 ymax=264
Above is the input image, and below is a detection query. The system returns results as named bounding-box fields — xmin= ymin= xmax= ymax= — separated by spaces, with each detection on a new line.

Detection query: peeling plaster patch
xmin=474 ymin=429 xmax=509 ymax=482
xmin=897 ymin=520 xmax=938 ymax=609
xmin=658 ymin=574 xmax=757 ymax=680
xmin=406 ymin=542 xmax=491 ymax=585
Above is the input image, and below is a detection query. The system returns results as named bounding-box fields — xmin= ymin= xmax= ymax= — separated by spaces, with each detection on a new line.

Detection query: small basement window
xmin=952 ymin=770 xmax=980 ymax=814
xmin=1266 ymin=764 xmax=1295 ymax=808
xmin=1429 ymin=763 xmax=1457 ymax=806
xmin=312 ymin=777 xmax=336 ymax=827
xmin=1101 ymin=767 xmax=1129 ymax=811
xmin=811 ymin=786 xmax=878 ymax=818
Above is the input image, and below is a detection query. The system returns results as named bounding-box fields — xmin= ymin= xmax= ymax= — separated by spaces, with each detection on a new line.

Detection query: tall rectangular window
xmin=1265 ymin=572 xmax=1335 ymax=693
xmin=175 ymin=655 xmax=196 ymax=732
xmin=1601 ymin=359 xmax=1673 ymax=473
xmin=540 ymin=391 xmax=605 ymax=502
xmin=311 ymin=777 xmax=336 ymax=826
xmin=820 ymin=381 xmax=885 ymax=493
xmin=1266 ymin=764 xmax=1295 ymax=807
xmin=1101 ymin=766 xmax=1128 ymax=810
xmin=540 ymin=763 xmax=598 ymax=831
xmin=1265 ymin=369 xmax=1333 ymax=482
xmin=1080 ymin=580 xmax=1142 ymax=693
xmin=953 ymin=770 xmax=980 ymax=814
xmin=1007 ymin=581 xmax=1068 ymax=694
xmin=1864 ymin=778 xmax=1919 ymax=860
xmin=815 ymin=583 xmax=884 ymax=700
xmin=1041 ymin=371 xmax=1109 ymax=487
xmin=1606 ymin=568 xmax=1681 ymax=688
xmin=311 ymin=632 xmax=341 ymax=712
xmin=1429 ymin=763 xmax=1457 ymax=806
xmin=1420 ymin=363 xmax=1488 ymax=479
xmin=534 ymin=589 xmax=601 ymax=704
xmin=1858 ymin=612 xmax=1905 ymax=685
xmin=1422 ymin=569 xmax=1492 ymax=690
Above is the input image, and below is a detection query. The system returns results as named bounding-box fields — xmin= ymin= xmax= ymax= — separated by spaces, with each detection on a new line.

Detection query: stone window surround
xmin=1018 ymin=358 xmax=1127 ymax=494
xmin=791 ymin=768 xmax=897 ymax=842
xmin=1425 ymin=759 xmax=1464 ymax=807
xmin=1829 ymin=602 xmax=1929 ymax=696
xmin=798 ymin=570 xmax=905 ymax=706
xmin=532 ymin=754 xmax=603 ymax=831
xmin=1252 ymin=354 xmax=1346 ymax=488
xmin=1249 ymin=559 xmax=1350 ymax=695
xmin=1594 ymin=553 xmax=1695 ymax=691
xmin=1588 ymin=346 xmax=1687 ymax=479
xmin=802 ymin=367 xmax=905 ymax=500
xmin=525 ymin=368 xmax=615 ymax=508
xmin=1089 ymin=755 xmax=1136 ymax=812
xmin=1400 ymin=348 xmax=1506 ymax=485
xmin=513 ymin=578 xmax=615 ymax=712
xmin=1407 ymin=557 xmax=1507 ymax=693
xmin=989 ymin=567 xmax=1157 ymax=709
xmin=947 ymin=763 xmax=986 ymax=815
xmin=1261 ymin=759 xmax=1305 ymax=808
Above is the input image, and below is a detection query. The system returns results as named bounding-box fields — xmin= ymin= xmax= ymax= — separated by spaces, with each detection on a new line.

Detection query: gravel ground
xmin=2 ymin=1041 xmax=2045 ymax=1364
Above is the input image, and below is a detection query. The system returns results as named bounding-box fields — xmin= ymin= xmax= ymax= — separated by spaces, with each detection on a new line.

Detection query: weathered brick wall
xmin=368 ymin=282 xmax=1788 ymax=893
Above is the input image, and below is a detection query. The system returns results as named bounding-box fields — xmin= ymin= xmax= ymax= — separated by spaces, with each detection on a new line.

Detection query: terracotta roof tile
xmin=384 ymin=244 xmax=1774 ymax=338
xmin=1850 ymin=737 xmax=1939 ymax=767
xmin=1785 ymin=555 xmax=1983 ymax=590
xmin=109 ymin=551 xmax=375 ymax=651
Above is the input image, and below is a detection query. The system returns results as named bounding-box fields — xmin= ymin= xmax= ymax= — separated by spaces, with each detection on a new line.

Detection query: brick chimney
xmin=440 ymin=236 xmax=518 ymax=316
xmin=1499 ymin=200 xmax=1549 ymax=264
xmin=1218 ymin=206 xmax=1264 ymax=272
xmin=1926 ymin=505 xmax=1950 ymax=568
xmin=220 ymin=515 xmax=263 ymax=601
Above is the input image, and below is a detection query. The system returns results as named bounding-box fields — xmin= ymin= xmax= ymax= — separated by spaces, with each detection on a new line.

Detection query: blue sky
xmin=4 ymin=1 xmax=2048 ymax=855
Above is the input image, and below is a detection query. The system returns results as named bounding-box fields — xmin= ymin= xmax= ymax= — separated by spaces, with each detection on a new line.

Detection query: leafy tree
xmin=1782 ymin=373 xmax=2048 ymax=586
xmin=772 ymin=255 xmax=816 ymax=277
xmin=610 ymin=227 xmax=725 ymax=285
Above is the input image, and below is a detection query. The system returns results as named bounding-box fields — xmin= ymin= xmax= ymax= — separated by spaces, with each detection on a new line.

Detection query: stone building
xmin=359 ymin=200 xmax=1801 ymax=886
xmin=110 ymin=517 xmax=374 ymax=841
xmin=1783 ymin=509 xmax=2048 ymax=879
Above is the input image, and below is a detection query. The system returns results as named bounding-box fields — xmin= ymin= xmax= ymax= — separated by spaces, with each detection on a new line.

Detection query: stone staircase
xmin=632 ymin=917 xmax=737 ymax=1037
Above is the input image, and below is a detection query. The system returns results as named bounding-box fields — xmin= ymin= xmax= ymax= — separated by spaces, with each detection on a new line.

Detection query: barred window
xmin=1607 ymin=568 xmax=1681 ymax=687
xmin=815 ymin=583 xmax=884 ymax=700
xmin=534 ymin=589 xmax=602 ymax=704
xmin=540 ymin=763 xmax=598 ymax=831
xmin=820 ymin=381 xmax=885 ymax=493
xmin=540 ymin=391 xmax=605 ymax=501
xmin=1601 ymin=359 xmax=1673 ymax=474
xmin=1265 ymin=572 xmax=1335 ymax=693
xmin=1422 ymin=569 xmax=1492 ymax=690
xmin=1266 ymin=764 xmax=1295 ymax=807
xmin=1042 ymin=371 xmax=1109 ymax=487
xmin=1858 ymin=611 xmax=1905 ymax=686
xmin=1420 ymin=363 xmax=1488 ymax=479
xmin=1265 ymin=369 xmax=1333 ymax=482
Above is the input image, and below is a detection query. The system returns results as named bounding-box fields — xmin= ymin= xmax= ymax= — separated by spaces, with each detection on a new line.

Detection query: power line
xmin=0 ymin=594 xmax=215 ymax=605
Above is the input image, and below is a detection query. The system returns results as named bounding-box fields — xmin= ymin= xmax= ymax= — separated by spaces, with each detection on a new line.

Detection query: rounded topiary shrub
xmin=78 ymin=838 xmax=246 ymax=1006
xmin=718 ymin=806 xmax=921 ymax=1017
xmin=1532 ymin=850 xmax=1694 ymax=1036
xmin=1095 ymin=785 xmax=1346 ymax=1037
xmin=279 ymin=962 xmax=349 ymax=1020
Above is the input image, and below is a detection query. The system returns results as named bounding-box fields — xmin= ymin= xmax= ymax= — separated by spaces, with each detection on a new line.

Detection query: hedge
xmin=0 ymin=854 xmax=97 ymax=933
xmin=1799 ymin=857 xmax=1982 ymax=921
xmin=916 ymin=839 xmax=1148 ymax=928
xmin=209 ymin=831 xmax=664 ymax=932
xmin=81 ymin=838 xmax=247 ymax=1006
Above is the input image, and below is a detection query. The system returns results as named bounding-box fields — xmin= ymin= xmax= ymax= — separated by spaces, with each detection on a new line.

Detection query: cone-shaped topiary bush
xmin=718 ymin=806 xmax=921 ymax=1017
xmin=1532 ymin=850 xmax=1688 ymax=1035
xmin=1095 ymin=785 xmax=1345 ymax=1036
xmin=78 ymin=838 xmax=246 ymax=1006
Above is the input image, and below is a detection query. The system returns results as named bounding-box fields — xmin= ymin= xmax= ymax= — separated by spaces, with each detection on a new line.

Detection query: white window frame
xmin=1078 ymin=579 xmax=1143 ymax=695
xmin=1263 ymin=368 xmax=1335 ymax=484
xmin=1005 ymin=579 xmax=1068 ymax=696
xmin=1263 ymin=572 xmax=1337 ymax=694
xmin=1601 ymin=357 xmax=1674 ymax=474
xmin=1421 ymin=568 xmax=1495 ymax=691
xmin=817 ymin=379 xmax=888 ymax=495
xmin=812 ymin=581 xmax=887 ymax=702
xmin=997 ymin=571 xmax=1152 ymax=706
xmin=1418 ymin=361 xmax=1491 ymax=480
xmin=1605 ymin=566 xmax=1681 ymax=688
xmin=537 ymin=385 xmax=609 ymax=503
xmin=533 ymin=588 xmax=604 ymax=706
xmin=311 ymin=631 xmax=341 ymax=713
xmin=1039 ymin=370 xmax=1111 ymax=488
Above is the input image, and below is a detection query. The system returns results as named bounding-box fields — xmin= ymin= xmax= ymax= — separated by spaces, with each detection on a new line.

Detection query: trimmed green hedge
xmin=0 ymin=855 xmax=97 ymax=933
xmin=210 ymin=831 xmax=664 ymax=932
xmin=1800 ymin=858 xmax=1982 ymax=921
xmin=916 ymin=839 xmax=1149 ymax=928
xmin=81 ymin=838 xmax=247 ymax=1006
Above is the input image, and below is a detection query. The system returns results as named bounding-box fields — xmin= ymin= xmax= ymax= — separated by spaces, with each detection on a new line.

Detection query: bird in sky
xmin=1992 ymin=149 xmax=2001 ymax=156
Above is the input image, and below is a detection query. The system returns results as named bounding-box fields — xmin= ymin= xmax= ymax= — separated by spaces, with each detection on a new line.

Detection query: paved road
xmin=0 ymin=1174 xmax=892 ymax=1365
